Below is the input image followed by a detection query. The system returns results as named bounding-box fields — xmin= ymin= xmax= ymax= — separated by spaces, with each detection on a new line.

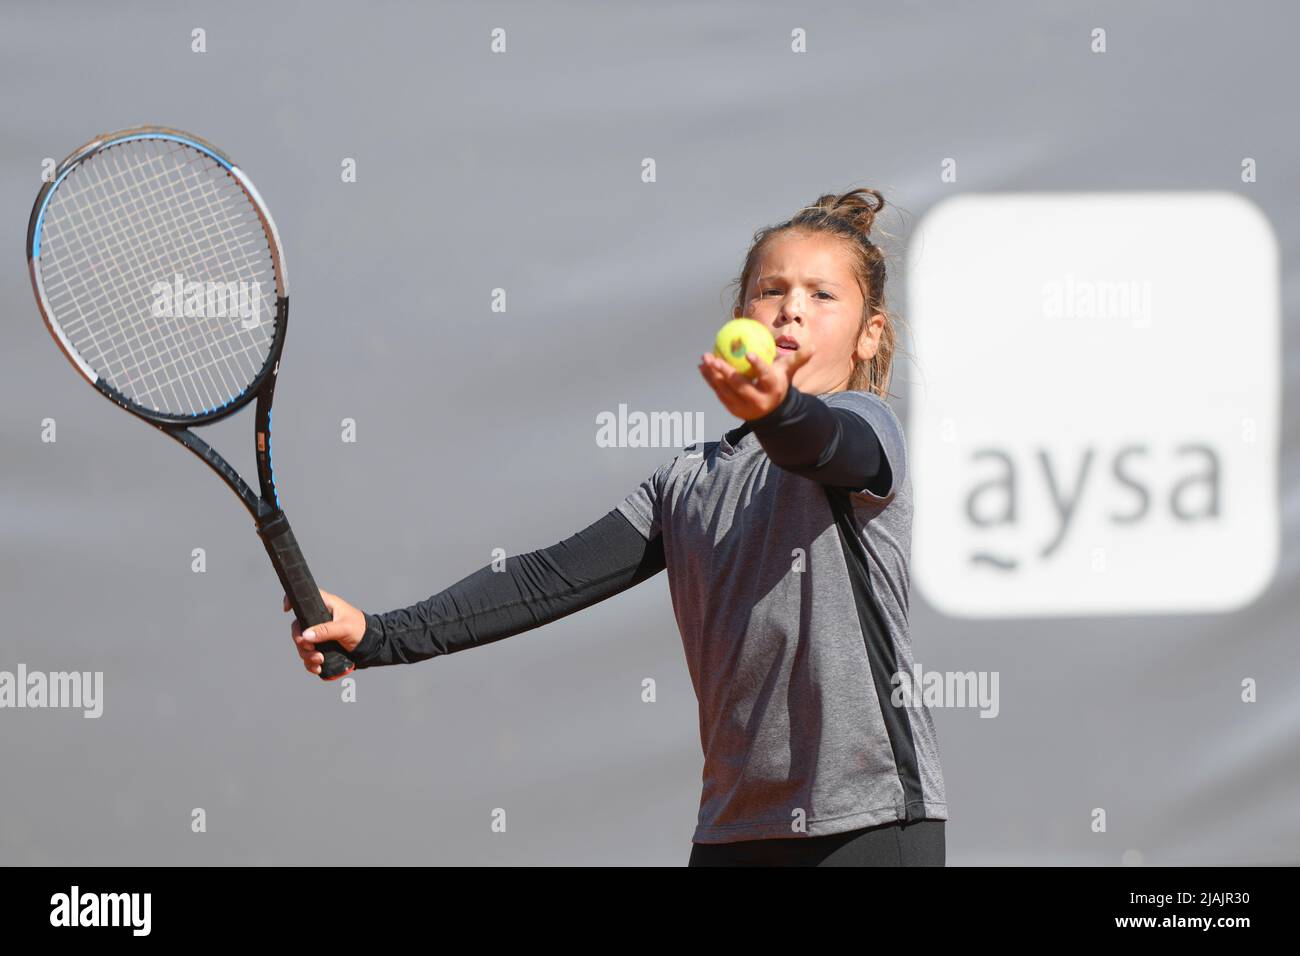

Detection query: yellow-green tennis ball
xmin=714 ymin=318 xmax=776 ymax=377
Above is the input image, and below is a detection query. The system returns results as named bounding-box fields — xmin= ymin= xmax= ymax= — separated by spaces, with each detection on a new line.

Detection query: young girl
xmin=288 ymin=188 xmax=947 ymax=867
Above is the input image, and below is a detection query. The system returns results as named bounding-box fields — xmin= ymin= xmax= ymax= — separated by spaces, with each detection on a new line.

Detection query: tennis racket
xmin=26 ymin=125 xmax=355 ymax=681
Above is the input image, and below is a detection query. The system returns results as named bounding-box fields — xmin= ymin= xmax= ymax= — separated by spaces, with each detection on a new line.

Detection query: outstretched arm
xmin=697 ymin=349 xmax=891 ymax=496
xmin=748 ymin=385 xmax=891 ymax=495
xmin=346 ymin=508 xmax=665 ymax=669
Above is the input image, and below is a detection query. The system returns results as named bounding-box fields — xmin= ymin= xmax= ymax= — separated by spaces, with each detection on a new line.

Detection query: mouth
xmin=775 ymin=335 xmax=799 ymax=352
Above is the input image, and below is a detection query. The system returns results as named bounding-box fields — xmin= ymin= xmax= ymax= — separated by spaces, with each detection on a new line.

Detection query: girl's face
xmin=735 ymin=230 xmax=885 ymax=395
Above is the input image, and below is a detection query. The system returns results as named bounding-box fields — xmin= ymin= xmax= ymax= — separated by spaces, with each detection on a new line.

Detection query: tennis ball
xmin=714 ymin=318 xmax=776 ymax=377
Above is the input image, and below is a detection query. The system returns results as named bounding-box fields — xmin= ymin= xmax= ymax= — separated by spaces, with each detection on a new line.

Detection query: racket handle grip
xmin=258 ymin=512 xmax=356 ymax=682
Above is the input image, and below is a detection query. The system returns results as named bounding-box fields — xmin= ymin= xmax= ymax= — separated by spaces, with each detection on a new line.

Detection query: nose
xmin=776 ymin=291 xmax=806 ymax=326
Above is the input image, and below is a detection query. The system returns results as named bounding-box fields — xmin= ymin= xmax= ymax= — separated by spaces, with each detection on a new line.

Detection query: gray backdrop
xmin=2 ymin=0 xmax=1296 ymax=865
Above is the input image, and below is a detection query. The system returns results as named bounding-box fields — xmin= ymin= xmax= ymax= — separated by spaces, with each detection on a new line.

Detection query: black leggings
xmin=687 ymin=818 xmax=945 ymax=867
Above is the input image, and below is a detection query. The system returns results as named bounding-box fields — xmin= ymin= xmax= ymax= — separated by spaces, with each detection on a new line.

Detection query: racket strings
xmin=45 ymin=146 xmax=270 ymax=415
xmin=37 ymin=137 xmax=279 ymax=417
xmin=48 ymin=147 xmax=249 ymax=413
xmin=103 ymin=145 xmax=269 ymax=406
xmin=54 ymin=140 xmax=273 ymax=402
xmin=53 ymin=140 xmax=274 ymax=410
xmin=45 ymin=148 xmax=220 ymax=403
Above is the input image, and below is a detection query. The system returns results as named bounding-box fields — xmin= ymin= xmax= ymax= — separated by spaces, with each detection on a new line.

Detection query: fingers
xmin=287 ymin=592 xmax=334 ymax=677
xmin=299 ymin=620 xmax=337 ymax=645
xmin=698 ymin=359 xmax=735 ymax=412
xmin=748 ymin=348 xmax=806 ymax=391
xmin=284 ymin=589 xmax=339 ymax=619
xmin=700 ymin=351 xmax=783 ymax=412
xmin=699 ymin=353 xmax=759 ymax=395
xmin=745 ymin=350 xmax=777 ymax=384
xmin=289 ymin=617 xmax=325 ymax=671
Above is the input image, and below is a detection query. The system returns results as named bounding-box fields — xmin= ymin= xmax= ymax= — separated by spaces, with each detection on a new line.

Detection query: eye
xmin=759 ymin=288 xmax=834 ymax=299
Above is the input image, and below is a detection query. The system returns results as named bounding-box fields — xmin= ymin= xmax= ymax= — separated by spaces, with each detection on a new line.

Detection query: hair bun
xmin=809 ymin=188 xmax=886 ymax=237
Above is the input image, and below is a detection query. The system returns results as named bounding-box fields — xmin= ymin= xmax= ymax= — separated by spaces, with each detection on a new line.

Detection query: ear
xmin=856 ymin=312 xmax=886 ymax=361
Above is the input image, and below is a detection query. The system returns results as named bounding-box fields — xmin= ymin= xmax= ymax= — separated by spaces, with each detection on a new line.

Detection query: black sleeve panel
xmin=351 ymin=507 xmax=666 ymax=668
xmin=747 ymin=385 xmax=891 ymax=496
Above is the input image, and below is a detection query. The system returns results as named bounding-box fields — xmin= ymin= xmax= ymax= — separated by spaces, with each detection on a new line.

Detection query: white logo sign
xmin=907 ymin=192 xmax=1279 ymax=617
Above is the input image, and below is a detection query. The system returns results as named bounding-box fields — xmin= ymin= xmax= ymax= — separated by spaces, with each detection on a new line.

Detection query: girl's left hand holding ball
xmin=699 ymin=325 xmax=813 ymax=421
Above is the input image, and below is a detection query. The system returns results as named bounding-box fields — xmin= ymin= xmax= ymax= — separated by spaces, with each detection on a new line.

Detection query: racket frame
xmin=26 ymin=126 xmax=355 ymax=681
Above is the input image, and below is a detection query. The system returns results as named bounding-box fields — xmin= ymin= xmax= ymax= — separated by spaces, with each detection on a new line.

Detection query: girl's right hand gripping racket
xmin=26 ymin=126 xmax=356 ymax=681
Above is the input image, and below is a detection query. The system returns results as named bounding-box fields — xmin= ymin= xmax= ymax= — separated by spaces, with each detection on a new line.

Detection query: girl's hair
xmin=729 ymin=187 xmax=901 ymax=399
